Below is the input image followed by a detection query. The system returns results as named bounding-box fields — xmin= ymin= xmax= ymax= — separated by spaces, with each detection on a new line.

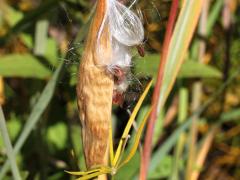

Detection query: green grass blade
xmin=135 ymin=55 xmax=221 ymax=80
xmin=0 ymin=62 xmax=64 ymax=179
xmin=189 ymin=0 xmax=223 ymax=63
xmin=206 ymin=0 xmax=224 ymax=36
xmin=34 ymin=19 xmax=49 ymax=56
xmin=220 ymin=108 xmax=240 ymax=122
xmin=170 ymin=87 xmax=188 ymax=180
xmin=0 ymin=106 xmax=21 ymax=180
xmin=148 ymin=117 xmax=193 ymax=176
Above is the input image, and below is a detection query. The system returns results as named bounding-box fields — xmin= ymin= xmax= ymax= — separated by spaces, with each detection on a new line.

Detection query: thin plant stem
xmin=220 ymin=0 xmax=233 ymax=111
xmin=140 ymin=0 xmax=179 ymax=179
xmin=190 ymin=125 xmax=218 ymax=180
xmin=170 ymin=87 xmax=188 ymax=180
xmin=186 ymin=1 xmax=209 ymax=178
xmin=0 ymin=106 xmax=21 ymax=180
xmin=0 ymin=77 xmax=4 ymax=105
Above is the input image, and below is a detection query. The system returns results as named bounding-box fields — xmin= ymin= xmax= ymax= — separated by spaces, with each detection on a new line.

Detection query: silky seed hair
xmin=97 ymin=0 xmax=144 ymax=69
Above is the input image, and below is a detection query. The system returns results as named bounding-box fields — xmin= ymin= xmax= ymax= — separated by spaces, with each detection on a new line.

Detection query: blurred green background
xmin=0 ymin=0 xmax=240 ymax=179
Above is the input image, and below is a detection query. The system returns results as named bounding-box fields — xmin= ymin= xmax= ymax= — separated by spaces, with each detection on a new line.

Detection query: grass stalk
xmin=141 ymin=0 xmax=206 ymax=178
xmin=0 ymin=106 xmax=21 ymax=180
xmin=186 ymin=1 xmax=209 ymax=178
xmin=170 ymin=87 xmax=188 ymax=180
xmin=220 ymin=0 xmax=233 ymax=112
xmin=190 ymin=126 xmax=218 ymax=180
xmin=140 ymin=0 xmax=179 ymax=178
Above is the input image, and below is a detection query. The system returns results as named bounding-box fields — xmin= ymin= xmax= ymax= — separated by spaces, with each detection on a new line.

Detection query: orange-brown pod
xmin=76 ymin=0 xmax=113 ymax=175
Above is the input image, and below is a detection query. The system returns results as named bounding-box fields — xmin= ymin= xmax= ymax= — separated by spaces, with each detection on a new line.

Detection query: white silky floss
xmin=97 ymin=0 xmax=144 ymax=69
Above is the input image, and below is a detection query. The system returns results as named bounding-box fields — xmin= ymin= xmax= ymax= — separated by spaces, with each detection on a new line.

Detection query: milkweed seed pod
xmin=76 ymin=0 xmax=144 ymax=174
xmin=77 ymin=0 xmax=113 ymax=170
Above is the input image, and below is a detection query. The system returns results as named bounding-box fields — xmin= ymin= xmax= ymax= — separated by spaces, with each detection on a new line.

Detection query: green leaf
xmin=0 ymin=54 xmax=52 ymax=78
xmin=135 ymin=54 xmax=222 ymax=79
xmin=148 ymin=156 xmax=175 ymax=179
xmin=179 ymin=60 xmax=222 ymax=78
xmin=7 ymin=115 xmax=22 ymax=141
xmin=45 ymin=38 xmax=58 ymax=66
xmin=47 ymin=122 xmax=67 ymax=150
xmin=134 ymin=54 xmax=159 ymax=81
xmin=219 ymin=108 xmax=240 ymax=123
xmin=20 ymin=34 xmax=33 ymax=49
xmin=0 ymin=113 xmax=22 ymax=148
xmin=0 ymin=2 xmax=23 ymax=27
xmin=115 ymin=152 xmax=140 ymax=180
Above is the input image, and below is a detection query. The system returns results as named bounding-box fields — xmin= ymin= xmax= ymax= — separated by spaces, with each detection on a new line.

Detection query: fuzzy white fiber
xmin=97 ymin=0 xmax=144 ymax=68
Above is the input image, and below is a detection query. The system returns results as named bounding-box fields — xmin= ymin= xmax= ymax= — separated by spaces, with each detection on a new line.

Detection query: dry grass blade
xmin=141 ymin=0 xmax=205 ymax=179
xmin=140 ymin=0 xmax=179 ymax=178
xmin=186 ymin=1 xmax=209 ymax=177
xmin=190 ymin=126 xmax=218 ymax=180
xmin=158 ymin=0 xmax=205 ymax=109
